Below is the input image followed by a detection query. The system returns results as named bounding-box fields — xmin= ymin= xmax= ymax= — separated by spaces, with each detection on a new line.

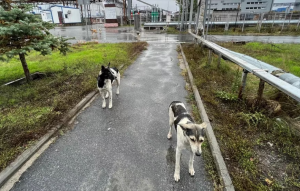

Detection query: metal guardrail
xmin=188 ymin=30 xmax=300 ymax=103
xmin=144 ymin=20 xmax=300 ymax=27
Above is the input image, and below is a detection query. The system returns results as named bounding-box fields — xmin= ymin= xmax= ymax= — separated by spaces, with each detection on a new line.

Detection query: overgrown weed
xmin=181 ymin=43 xmax=300 ymax=190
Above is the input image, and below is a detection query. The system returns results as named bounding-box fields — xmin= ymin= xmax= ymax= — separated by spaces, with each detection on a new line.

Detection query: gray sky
xmin=132 ymin=0 xmax=178 ymax=12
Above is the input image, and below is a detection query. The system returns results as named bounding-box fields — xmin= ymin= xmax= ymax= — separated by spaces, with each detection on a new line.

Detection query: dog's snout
xmin=195 ymin=152 xmax=201 ymax=156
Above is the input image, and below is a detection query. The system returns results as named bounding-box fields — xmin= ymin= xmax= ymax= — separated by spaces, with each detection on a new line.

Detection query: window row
xmin=222 ymin=8 xmax=239 ymax=10
xmin=245 ymin=7 xmax=266 ymax=9
xmin=247 ymin=2 xmax=266 ymax=5
xmin=223 ymin=3 xmax=240 ymax=5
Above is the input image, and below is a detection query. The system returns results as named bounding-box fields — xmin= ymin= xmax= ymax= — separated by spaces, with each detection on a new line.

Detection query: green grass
xmin=165 ymin=27 xmax=189 ymax=34
xmin=0 ymin=42 xmax=147 ymax=171
xmin=219 ymin=42 xmax=300 ymax=77
xmin=208 ymin=25 xmax=300 ymax=36
xmin=181 ymin=43 xmax=300 ymax=190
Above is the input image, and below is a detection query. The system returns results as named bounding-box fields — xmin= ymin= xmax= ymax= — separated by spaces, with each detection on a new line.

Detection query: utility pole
xmin=188 ymin=0 xmax=194 ymax=30
xmin=180 ymin=0 xmax=185 ymax=31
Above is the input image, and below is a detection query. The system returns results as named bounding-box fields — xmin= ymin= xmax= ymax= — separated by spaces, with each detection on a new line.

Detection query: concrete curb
xmin=0 ymin=90 xmax=98 ymax=188
xmin=179 ymin=44 xmax=235 ymax=191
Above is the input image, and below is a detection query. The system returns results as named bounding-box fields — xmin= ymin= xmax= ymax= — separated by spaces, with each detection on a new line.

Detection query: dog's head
xmin=97 ymin=63 xmax=112 ymax=87
xmin=179 ymin=122 xmax=207 ymax=156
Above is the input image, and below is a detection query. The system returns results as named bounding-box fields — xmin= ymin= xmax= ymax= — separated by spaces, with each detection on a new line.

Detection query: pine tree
xmin=0 ymin=3 xmax=71 ymax=82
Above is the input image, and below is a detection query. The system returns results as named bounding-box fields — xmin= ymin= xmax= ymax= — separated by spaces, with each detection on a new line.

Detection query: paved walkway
xmin=11 ymin=43 xmax=213 ymax=191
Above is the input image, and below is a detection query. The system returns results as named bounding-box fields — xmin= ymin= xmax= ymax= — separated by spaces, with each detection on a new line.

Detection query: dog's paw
xmin=102 ymin=103 xmax=106 ymax=108
xmin=167 ymin=134 xmax=172 ymax=139
xmin=174 ymin=173 xmax=180 ymax=182
xmin=189 ymin=168 xmax=195 ymax=176
xmin=108 ymin=104 xmax=112 ymax=109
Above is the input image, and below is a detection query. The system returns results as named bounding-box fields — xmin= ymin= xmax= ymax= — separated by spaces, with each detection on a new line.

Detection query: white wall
xmin=62 ymin=8 xmax=81 ymax=23
xmin=41 ymin=11 xmax=53 ymax=22
xmin=51 ymin=7 xmax=62 ymax=24
xmin=50 ymin=6 xmax=81 ymax=24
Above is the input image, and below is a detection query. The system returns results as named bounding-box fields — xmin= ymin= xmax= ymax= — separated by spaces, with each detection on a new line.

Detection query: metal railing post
xmin=207 ymin=49 xmax=212 ymax=66
xmin=238 ymin=69 xmax=249 ymax=99
xmin=218 ymin=53 xmax=221 ymax=68
xmin=281 ymin=11 xmax=287 ymax=32
xmin=297 ymin=15 xmax=300 ymax=31
xmin=272 ymin=12 xmax=276 ymax=28
xmin=256 ymin=79 xmax=265 ymax=105
xmin=242 ymin=13 xmax=246 ymax=32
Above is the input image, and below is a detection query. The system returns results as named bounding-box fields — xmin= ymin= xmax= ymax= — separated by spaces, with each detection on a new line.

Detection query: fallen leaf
xmin=265 ymin=178 xmax=272 ymax=186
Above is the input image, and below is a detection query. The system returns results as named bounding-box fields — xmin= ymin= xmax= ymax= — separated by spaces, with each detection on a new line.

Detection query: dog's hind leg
xmin=116 ymin=72 xmax=120 ymax=95
xmin=189 ymin=150 xmax=195 ymax=176
xmin=167 ymin=107 xmax=174 ymax=139
xmin=174 ymin=147 xmax=182 ymax=182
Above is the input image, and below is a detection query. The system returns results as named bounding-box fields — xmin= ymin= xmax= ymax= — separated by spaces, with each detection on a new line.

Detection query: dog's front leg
xmin=100 ymin=90 xmax=106 ymax=108
xmin=108 ymin=89 xmax=113 ymax=108
xmin=174 ymin=147 xmax=182 ymax=182
xmin=189 ymin=150 xmax=195 ymax=176
xmin=107 ymin=80 xmax=113 ymax=108
xmin=116 ymin=72 xmax=120 ymax=95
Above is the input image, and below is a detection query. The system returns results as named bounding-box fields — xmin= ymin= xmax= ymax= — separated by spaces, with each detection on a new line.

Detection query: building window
xmin=65 ymin=14 xmax=68 ymax=18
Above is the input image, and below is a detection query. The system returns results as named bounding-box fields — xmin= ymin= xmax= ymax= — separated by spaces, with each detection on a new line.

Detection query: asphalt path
xmin=11 ymin=43 xmax=213 ymax=191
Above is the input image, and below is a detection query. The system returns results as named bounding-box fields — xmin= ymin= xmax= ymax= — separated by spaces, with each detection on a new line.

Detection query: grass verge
xmin=208 ymin=25 xmax=300 ymax=36
xmin=181 ymin=43 xmax=300 ymax=190
xmin=0 ymin=42 xmax=147 ymax=171
xmin=218 ymin=42 xmax=300 ymax=77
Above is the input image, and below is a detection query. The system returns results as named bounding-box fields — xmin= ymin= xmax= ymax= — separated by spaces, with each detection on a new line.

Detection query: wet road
xmin=50 ymin=24 xmax=194 ymax=43
xmin=50 ymin=24 xmax=300 ymax=44
xmin=11 ymin=43 xmax=213 ymax=190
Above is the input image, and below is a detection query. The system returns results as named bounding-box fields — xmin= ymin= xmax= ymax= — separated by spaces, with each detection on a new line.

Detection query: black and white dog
xmin=168 ymin=101 xmax=207 ymax=182
xmin=97 ymin=63 xmax=120 ymax=109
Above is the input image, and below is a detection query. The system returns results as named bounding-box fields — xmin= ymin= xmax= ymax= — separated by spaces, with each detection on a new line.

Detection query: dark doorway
xmin=58 ymin=11 xmax=63 ymax=24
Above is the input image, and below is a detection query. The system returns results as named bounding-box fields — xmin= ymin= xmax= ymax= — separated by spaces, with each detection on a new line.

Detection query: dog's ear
xmin=196 ymin=122 xmax=207 ymax=129
xmin=101 ymin=65 xmax=105 ymax=71
xmin=179 ymin=123 xmax=194 ymax=130
xmin=108 ymin=62 xmax=110 ymax=67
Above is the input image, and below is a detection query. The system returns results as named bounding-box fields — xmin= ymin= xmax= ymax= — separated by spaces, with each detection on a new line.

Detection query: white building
xmin=41 ymin=6 xmax=81 ymax=24
xmin=208 ymin=0 xmax=274 ymax=13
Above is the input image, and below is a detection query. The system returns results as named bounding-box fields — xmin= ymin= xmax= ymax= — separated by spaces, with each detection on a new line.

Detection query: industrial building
xmin=208 ymin=0 xmax=274 ymax=13
xmin=272 ymin=0 xmax=300 ymax=12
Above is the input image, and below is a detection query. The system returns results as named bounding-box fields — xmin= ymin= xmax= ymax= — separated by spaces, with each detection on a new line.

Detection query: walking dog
xmin=97 ymin=63 xmax=120 ymax=109
xmin=168 ymin=101 xmax=207 ymax=182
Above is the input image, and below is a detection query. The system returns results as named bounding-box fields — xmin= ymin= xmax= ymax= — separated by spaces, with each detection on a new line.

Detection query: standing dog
xmin=168 ymin=101 xmax=207 ymax=182
xmin=97 ymin=63 xmax=120 ymax=109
